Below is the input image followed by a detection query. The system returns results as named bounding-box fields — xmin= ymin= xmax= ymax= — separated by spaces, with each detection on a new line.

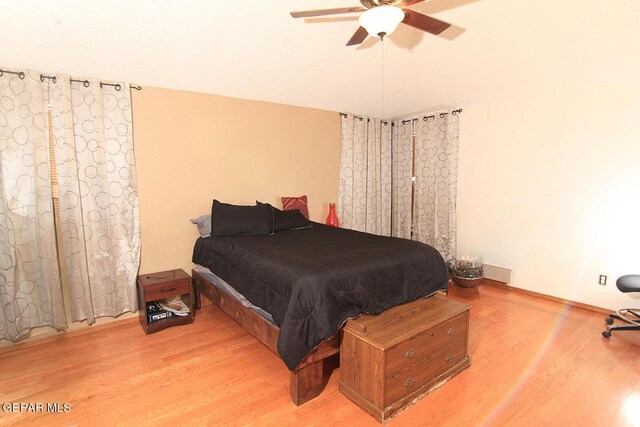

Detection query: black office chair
xmin=602 ymin=274 xmax=640 ymax=338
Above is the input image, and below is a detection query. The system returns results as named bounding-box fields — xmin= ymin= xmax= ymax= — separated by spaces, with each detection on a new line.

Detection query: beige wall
xmin=132 ymin=86 xmax=342 ymax=275
xmin=1 ymin=86 xmax=340 ymax=347
xmin=457 ymin=84 xmax=640 ymax=310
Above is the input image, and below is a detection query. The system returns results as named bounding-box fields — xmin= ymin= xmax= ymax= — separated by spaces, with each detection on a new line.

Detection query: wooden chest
xmin=339 ymin=295 xmax=471 ymax=423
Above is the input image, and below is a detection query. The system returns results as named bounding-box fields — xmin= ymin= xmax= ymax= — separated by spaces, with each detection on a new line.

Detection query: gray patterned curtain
xmin=0 ymin=67 xmax=140 ymax=340
xmin=392 ymin=119 xmax=413 ymax=239
xmin=0 ymin=70 xmax=68 ymax=341
xmin=338 ymin=110 xmax=460 ymax=262
xmin=62 ymin=79 xmax=140 ymax=322
xmin=413 ymin=112 xmax=459 ymax=262
xmin=338 ymin=114 xmax=392 ymax=235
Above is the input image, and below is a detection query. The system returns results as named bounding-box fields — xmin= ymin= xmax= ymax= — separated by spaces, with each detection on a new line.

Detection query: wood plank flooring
xmin=0 ymin=285 xmax=638 ymax=426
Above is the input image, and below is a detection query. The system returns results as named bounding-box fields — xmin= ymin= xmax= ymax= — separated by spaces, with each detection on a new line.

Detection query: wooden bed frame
xmin=192 ymin=269 xmax=340 ymax=405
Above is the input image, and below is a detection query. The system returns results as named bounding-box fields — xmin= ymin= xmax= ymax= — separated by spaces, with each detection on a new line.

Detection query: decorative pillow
xmin=275 ymin=208 xmax=312 ymax=231
xmin=190 ymin=214 xmax=211 ymax=238
xmin=211 ymin=200 xmax=274 ymax=237
xmin=281 ymin=195 xmax=309 ymax=220
xmin=257 ymin=201 xmax=312 ymax=231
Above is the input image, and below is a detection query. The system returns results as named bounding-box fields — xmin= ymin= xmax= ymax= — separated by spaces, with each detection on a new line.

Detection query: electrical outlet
xmin=599 ymin=275 xmax=607 ymax=286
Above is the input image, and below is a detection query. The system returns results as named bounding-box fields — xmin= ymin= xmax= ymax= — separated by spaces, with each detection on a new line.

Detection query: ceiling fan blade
xmin=396 ymin=0 xmax=427 ymax=7
xmin=346 ymin=26 xmax=369 ymax=46
xmin=402 ymin=9 xmax=451 ymax=35
xmin=290 ymin=7 xmax=366 ymax=18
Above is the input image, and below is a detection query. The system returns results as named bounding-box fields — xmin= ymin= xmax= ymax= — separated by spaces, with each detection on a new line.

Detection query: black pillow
xmin=257 ymin=201 xmax=311 ymax=231
xmin=211 ymin=200 xmax=274 ymax=237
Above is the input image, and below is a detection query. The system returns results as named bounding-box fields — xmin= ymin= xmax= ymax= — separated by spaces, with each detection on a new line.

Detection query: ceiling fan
xmin=290 ymin=0 xmax=452 ymax=46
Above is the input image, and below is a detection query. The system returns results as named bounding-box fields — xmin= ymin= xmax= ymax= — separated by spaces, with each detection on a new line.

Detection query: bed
xmin=192 ymin=221 xmax=449 ymax=405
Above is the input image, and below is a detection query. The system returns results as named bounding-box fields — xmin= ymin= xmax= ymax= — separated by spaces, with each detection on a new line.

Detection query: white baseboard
xmin=483 ymin=264 xmax=511 ymax=284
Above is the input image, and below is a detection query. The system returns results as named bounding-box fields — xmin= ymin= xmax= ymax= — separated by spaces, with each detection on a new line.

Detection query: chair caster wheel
xmin=605 ymin=317 xmax=614 ymax=325
xmin=602 ymin=330 xmax=611 ymax=338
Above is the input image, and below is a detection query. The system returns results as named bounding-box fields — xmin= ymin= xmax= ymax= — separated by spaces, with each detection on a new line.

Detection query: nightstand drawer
xmin=144 ymin=278 xmax=190 ymax=301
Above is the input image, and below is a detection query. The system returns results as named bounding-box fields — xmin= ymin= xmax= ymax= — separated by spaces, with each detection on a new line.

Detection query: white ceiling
xmin=2 ymin=0 xmax=639 ymax=118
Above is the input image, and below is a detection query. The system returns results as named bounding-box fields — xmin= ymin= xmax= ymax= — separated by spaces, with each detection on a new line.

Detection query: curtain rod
xmin=0 ymin=68 xmax=142 ymax=91
xmin=339 ymin=112 xmax=393 ymax=125
xmin=339 ymin=112 xmax=363 ymax=120
xmin=343 ymin=108 xmax=463 ymax=125
xmin=400 ymin=109 xmax=464 ymax=124
xmin=442 ymin=108 xmax=463 ymax=117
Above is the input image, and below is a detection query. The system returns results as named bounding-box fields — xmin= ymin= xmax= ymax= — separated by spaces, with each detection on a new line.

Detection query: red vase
xmin=326 ymin=203 xmax=339 ymax=227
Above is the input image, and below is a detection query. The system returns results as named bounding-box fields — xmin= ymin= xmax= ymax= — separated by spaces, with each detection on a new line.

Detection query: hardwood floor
xmin=1 ymin=285 xmax=638 ymax=426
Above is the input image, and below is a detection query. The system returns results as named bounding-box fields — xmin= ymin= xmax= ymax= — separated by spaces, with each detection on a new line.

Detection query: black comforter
xmin=192 ymin=223 xmax=448 ymax=370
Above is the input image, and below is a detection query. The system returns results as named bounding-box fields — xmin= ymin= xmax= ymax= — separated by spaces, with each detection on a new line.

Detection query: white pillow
xmin=190 ymin=215 xmax=211 ymax=238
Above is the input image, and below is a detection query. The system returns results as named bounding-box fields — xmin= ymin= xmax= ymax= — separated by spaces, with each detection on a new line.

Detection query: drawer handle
xmin=446 ymin=354 xmax=454 ymax=362
xmin=161 ymin=287 xmax=177 ymax=293
xmin=447 ymin=327 xmax=455 ymax=336
xmin=404 ymin=378 xmax=414 ymax=388
xmin=405 ymin=348 xmax=415 ymax=358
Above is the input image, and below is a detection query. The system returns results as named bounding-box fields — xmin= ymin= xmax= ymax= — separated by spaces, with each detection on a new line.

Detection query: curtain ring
xmin=40 ymin=74 xmax=57 ymax=83
xmin=0 ymin=70 xmax=26 ymax=80
xmin=115 ymin=84 xmax=122 ymax=91
xmin=440 ymin=112 xmax=446 ymax=118
xmin=83 ymin=80 xmax=90 ymax=87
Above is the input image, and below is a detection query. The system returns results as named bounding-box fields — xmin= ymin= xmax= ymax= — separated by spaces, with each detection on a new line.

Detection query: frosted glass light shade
xmin=359 ymin=6 xmax=405 ymax=38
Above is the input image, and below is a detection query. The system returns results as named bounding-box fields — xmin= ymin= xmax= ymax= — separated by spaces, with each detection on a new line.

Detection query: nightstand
xmin=137 ymin=268 xmax=195 ymax=334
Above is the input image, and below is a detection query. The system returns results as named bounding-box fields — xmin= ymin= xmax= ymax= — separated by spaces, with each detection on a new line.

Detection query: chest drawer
xmin=144 ymin=278 xmax=191 ymax=301
xmin=386 ymin=311 xmax=468 ymax=376
xmin=385 ymin=327 xmax=467 ymax=404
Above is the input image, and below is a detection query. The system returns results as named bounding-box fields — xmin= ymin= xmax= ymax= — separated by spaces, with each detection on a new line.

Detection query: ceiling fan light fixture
xmin=359 ymin=5 xmax=405 ymax=39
